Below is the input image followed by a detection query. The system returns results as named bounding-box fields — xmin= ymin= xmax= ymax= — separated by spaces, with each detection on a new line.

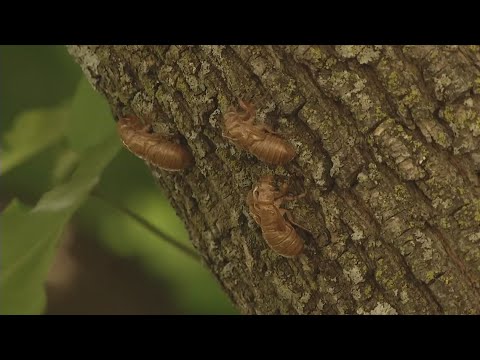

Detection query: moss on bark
xmin=68 ymin=45 xmax=480 ymax=314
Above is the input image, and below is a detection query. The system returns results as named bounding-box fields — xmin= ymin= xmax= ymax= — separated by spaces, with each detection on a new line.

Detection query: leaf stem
xmin=90 ymin=190 xmax=201 ymax=262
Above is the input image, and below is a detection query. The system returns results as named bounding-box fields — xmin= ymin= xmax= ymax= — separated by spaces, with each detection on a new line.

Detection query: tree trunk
xmin=67 ymin=45 xmax=480 ymax=315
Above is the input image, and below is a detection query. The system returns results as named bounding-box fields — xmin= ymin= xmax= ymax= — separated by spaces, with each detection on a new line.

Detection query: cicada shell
xmin=117 ymin=115 xmax=194 ymax=171
xmin=223 ymin=100 xmax=295 ymax=165
xmin=246 ymin=175 xmax=305 ymax=257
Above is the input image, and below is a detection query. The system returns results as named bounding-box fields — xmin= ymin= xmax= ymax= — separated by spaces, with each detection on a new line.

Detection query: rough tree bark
xmin=67 ymin=45 xmax=480 ymax=315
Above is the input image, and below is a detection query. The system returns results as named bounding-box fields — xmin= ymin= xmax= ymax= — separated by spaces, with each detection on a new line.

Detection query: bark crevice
xmin=68 ymin=45 xmax=480 ymax=314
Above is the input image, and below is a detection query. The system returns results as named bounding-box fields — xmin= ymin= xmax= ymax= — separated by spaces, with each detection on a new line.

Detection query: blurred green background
xmin=0 ymin=45 xmax=237 ymax=314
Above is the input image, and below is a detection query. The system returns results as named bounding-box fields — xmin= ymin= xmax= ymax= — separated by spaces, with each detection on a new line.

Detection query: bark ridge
xmin=68 ymin=45 xmax=480 ymax=314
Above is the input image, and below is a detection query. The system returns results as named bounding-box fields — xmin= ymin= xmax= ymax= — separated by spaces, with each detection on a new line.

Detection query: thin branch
xmin=90 ymin=190 xmax=201 ymax=262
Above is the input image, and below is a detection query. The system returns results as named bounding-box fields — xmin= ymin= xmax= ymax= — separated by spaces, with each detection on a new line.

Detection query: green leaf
xmin=0 ymin=134 xmax=121 ymax=314
xmin=51 ymin=149 xmax=80 ymax=185
xmin=67 ymin=77 xmax=116 ymax=152
xmin=1 ymin=105 xmax=69 ymax=174
xmin=0 ymin=45 xmax=82 ymax=134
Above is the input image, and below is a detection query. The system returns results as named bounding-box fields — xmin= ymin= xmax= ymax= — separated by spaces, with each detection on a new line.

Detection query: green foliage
xmin=68 ymin=78 xmax=117 ymax=152
xmin=0 ymin=45 xmax=236 ymax=314
xmin=0 ymin=136 xmax=121 ymax=314
xmin=1 ymin=105 xmax=70 ymax=174
xmin=0 ymin=45 xmax=82 ymax=133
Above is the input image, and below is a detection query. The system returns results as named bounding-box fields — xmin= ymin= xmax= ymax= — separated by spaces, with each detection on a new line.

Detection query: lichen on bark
xmin=68 ymin=45 xmax=480 ymax=314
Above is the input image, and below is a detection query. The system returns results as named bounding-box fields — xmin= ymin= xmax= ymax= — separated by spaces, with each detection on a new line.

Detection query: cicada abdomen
xmin=246 ymin=175 xmax=305 ymax=257
xmin=117 ymin=115 xmax=193 ymax=171
xmin=223 ymin=100 xmax=295 ymax=165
